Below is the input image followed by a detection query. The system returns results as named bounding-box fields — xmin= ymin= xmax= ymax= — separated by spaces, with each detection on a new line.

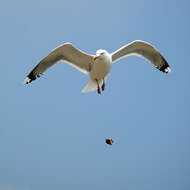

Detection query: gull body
xmin=84 ymin=50 xmax=112 ymax=93
xmin=90 ymin=50 xmax=111 ymax=81
xmin=24 ymin=40 xmax=171 ymax=94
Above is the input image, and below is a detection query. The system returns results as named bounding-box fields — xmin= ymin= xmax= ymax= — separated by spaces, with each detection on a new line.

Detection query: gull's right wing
xmin=24 ymin=43 xmax=94 ymax=84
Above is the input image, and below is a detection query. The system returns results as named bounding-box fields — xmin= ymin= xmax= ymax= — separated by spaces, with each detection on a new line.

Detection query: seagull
xmin=24 ymin=40 xmax=171 ymax=94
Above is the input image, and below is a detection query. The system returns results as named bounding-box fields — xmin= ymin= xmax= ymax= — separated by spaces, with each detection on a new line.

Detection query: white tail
xmin=82 ymin=80 xmax=97 ymax=93
xmin=82 ymin=75 xmax=109 ymax=94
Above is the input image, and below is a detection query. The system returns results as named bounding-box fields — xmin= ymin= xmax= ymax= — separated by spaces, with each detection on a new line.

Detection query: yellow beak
xmin=93 ymin=55 xmax=99 ymax=61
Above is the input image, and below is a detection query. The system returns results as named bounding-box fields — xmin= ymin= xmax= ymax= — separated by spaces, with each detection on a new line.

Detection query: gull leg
xmin=101 ymin=78 xmax=105 ymax=91
xmin=96 ymin=79 xmax=101 ymax=94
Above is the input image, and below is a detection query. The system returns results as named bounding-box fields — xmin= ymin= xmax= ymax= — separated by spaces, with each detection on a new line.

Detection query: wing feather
xmin=111 ymin=40 xmax=171 ymax=73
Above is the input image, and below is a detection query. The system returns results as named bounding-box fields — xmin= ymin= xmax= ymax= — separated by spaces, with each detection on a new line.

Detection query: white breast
xmin=90 ymin=58 xmax=111 ymax=81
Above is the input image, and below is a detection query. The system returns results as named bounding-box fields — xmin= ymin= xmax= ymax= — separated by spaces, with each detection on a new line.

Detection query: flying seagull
xmin=24 ymin=40 xmax=171 ymax=94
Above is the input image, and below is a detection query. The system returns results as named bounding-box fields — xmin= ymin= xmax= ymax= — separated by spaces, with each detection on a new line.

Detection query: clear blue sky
xmin=1 ymin=0 xmax=190 ymax=190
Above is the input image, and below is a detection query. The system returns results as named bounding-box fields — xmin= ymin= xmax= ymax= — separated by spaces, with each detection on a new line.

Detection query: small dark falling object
xmin=106 ymin=138 xmax=114 ymax=145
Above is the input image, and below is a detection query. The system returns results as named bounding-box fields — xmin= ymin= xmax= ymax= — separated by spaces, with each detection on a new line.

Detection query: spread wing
xmin=111 ymin=40 xmax=171 ymax=73
xmin=24 ymin=43 xmax=94 ymax=84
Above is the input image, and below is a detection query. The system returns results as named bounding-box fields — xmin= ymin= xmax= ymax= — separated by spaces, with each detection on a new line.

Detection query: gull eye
xmin=101 ymin=52 xmax=104 ymax=55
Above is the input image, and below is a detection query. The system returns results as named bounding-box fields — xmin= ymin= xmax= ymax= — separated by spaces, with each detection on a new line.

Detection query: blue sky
xmin=1 ymin=0 xmax=190 ymax=190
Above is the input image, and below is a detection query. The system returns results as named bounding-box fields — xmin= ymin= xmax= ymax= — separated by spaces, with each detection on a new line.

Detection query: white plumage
xmin=24 ymin=40 xmax=171 ymax=94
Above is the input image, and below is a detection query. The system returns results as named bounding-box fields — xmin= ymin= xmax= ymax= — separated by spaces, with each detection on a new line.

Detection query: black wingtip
xmin=159 ymin=55 xmax=171 ymax=73
xmin=24 ymin=71 xmax=37 ymax=84
xmin=159 ymin=64 xmax=171 ymax=73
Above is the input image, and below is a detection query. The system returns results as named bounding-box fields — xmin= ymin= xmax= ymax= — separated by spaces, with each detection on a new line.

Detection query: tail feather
xmin=82 ymin=80 xmax=97 ymax=93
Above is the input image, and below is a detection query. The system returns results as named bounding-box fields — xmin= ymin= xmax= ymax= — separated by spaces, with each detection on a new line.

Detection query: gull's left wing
xmin=111 ymin=40 xmax=171 ymax=73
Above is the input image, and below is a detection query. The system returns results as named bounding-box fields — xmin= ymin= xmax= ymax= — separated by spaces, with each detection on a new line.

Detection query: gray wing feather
xmin=111 ymin=40 xmax=171 ymax=73
xmin=24 ymin=43 xmax=94 ymax=84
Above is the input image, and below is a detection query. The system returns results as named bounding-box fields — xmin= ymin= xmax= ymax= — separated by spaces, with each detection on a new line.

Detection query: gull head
xmin=93 ymin=49 xmax=109 ymax=61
